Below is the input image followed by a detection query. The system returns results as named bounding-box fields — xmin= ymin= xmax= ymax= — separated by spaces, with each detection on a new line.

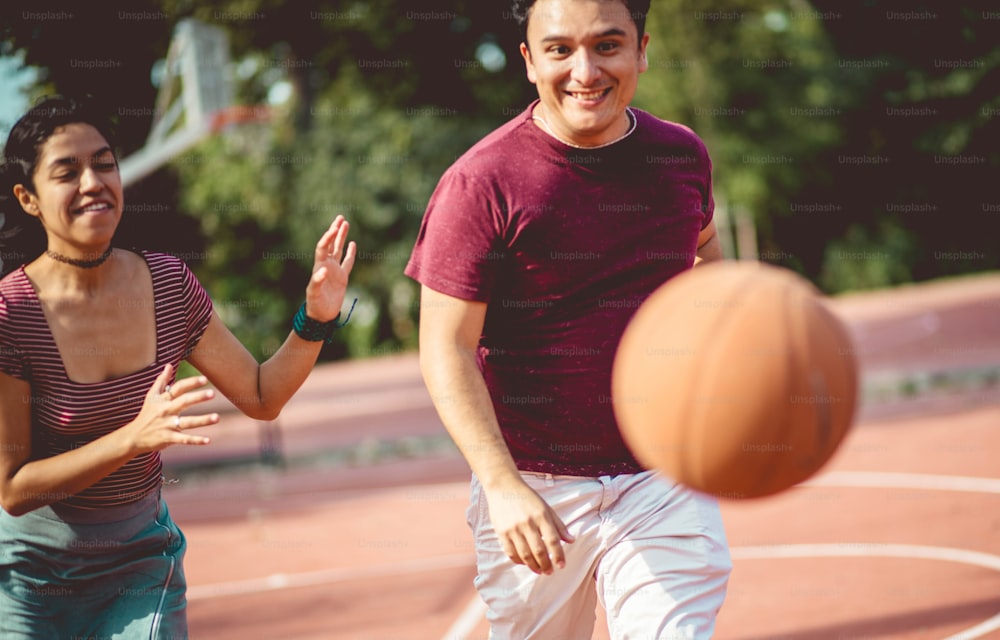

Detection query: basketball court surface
xmin=160 ymin=271 xmax=1000 ymax=639
xmin=3 ymin=14 xmax=990 ymax=639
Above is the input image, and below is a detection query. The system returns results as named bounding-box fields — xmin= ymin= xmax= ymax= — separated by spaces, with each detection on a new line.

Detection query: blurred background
xmin=3 ymin=3 xmax=1000 ymax=638
xmin=2 ymin=0 xmax=997 ymax=366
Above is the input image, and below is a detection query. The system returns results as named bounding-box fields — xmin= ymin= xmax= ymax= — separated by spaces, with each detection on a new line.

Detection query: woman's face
xmin=14 ymin=122 xmax=123 ymax=257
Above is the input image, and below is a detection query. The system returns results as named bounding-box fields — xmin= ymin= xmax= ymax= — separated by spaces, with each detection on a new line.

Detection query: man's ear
xmin=520 ymin=42 xmax=538 ymax=85
xmin=638 ymin=33 xmax=650 ymax=74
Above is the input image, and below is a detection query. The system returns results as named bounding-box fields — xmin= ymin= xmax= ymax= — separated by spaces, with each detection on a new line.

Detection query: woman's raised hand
xmin=303 ymin=215 xmax=357 ymax=322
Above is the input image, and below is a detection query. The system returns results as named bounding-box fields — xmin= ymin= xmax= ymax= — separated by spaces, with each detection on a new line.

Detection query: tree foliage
xmin=3 ymin=0 xmax=997 ymax=360
xmin=635 ymin=0 xmax=847 ymax=269
xmin=803 ymin=0 xmax=1000 ymax=288
xmin=636 ymin=0 xmax=999 ymax=289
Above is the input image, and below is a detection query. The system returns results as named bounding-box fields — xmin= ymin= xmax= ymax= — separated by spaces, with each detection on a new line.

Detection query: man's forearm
xmin=694 ymin=229 xmax=724 ymax=266
xmin=419 ymin=346 xmax=522 ymax=491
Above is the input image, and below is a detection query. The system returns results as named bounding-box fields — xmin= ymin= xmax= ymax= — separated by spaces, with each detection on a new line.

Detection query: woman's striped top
xmin=0 ymin=251 xmax=214 ymax=509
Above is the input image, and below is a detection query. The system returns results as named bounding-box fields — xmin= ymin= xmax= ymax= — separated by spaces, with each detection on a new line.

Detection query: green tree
xmin=775 ymin=1 xmax=1000 ymax=290
xmin=2 ymin=0 xmax=532 ymax=359
xmin=287 ymin=68 xmax=495 ymax=356
xmin=161 ymin=2 xmax=532 ymax=358
xmin=636 ymin=1 xmax=856 ymax=276
xmin=6 ymin=0 xmax=996 ymax=354
xmin=635 ymin=1 xmax=998 ymax=292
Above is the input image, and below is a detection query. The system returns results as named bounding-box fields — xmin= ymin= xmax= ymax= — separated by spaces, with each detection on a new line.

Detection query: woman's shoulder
xmin=0 ymin=268 xmax=37 ymax=330
xmin=134 ymin=251 xmax=210 ymax=305
xmin=137 ymin=249 xmax=183 ymax=267
xmin=133 ymin=250 xmax=194 ymax=279
xmin=0 ymin=267 xmax=33 ymax=303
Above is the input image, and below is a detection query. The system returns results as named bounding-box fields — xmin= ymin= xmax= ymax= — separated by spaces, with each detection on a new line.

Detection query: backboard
xmin=119 ymin=18 xmax=266 ymax=187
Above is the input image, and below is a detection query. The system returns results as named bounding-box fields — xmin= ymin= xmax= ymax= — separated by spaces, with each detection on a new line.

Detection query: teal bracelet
xmin=292 ymin=298 xmax=357 ymax=344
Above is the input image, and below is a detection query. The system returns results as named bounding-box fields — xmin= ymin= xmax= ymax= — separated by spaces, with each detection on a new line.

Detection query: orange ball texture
xmin=611 ymin=261 xmax=859 ymax=499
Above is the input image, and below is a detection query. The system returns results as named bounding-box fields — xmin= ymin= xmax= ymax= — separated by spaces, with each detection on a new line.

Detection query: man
xmin=405 ymin=0 xmax=731 ymax=637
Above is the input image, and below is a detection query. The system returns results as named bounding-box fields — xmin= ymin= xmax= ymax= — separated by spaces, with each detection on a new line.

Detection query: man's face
xmin=520 ymin=0 xmax=649 ymax=147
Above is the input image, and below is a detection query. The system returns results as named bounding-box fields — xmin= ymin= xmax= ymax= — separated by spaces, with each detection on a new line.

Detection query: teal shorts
xmin=0 ymin=491 xmax=188 ymax=639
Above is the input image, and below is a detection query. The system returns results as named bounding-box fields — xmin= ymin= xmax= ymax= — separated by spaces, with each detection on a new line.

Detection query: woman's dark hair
xmin=0 ymin=95 xmax=118 ymax=275
xmin=511 ymin=0 xmax=651 ymax=47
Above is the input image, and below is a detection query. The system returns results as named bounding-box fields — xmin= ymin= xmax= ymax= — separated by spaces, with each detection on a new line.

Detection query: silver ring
xmin=174 ymin=415 xmax=181 ymax=429
xmin=164 ymin=384 xmax=173 ymax=399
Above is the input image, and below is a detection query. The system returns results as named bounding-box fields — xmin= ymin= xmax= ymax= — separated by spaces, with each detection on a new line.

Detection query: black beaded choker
xmin=45 ymin=247 xmax=114 ymax=269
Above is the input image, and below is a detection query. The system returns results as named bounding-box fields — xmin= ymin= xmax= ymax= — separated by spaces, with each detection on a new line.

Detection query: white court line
xmin=439 ymin=595 xmax=488 ymax=640
xmin=946 ymin=616 xmax=1000 ymax=640
xmin=806 ymin=470 xmax=1000 ymax=494
xmin=437 ymin=543 xmax=1000 ymax=640
xmin=186 ymin=471 xmax=1000 ymax=638
xmin=730 ymin=542 xmax=1000 ymax=571
xmin=186 ymin=552 xmax=473 ymax=601
xmin=732 ymin=543 xmax=1000 ymax=640
xmin=440 ymin=471 xmax=1000 ymax=640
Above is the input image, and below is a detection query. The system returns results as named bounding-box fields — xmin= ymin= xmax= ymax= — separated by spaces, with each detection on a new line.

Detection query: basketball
xmin=611 ymin=261 xmax=859 ymax=499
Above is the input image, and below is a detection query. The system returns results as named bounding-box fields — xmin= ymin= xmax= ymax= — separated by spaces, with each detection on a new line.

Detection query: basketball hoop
xmin=209 ymin=104 xmax=273 ymax=133
xmin=118 ymin=18 xmax=270 ymax=187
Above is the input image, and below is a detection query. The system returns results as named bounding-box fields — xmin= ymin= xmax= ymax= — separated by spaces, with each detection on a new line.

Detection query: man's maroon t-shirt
xmin=406 ymin=100 xmax=715 ymax=476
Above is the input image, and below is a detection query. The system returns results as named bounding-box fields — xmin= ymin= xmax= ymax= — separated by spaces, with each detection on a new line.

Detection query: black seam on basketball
xmin=751 ymin=277 xmax=796 ymax=496
xmin=810 ymin=301 xmax=836 ymax=462
xmin=811 ymin=367 xmax=833 ymax=459
xmin=817 ymin=303 xmax=858 ymax=455
xmin=681 ymin=268 xmax=759 ymax=496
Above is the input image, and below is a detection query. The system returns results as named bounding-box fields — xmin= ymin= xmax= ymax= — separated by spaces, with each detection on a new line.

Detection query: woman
xmin=0 ymin=96 xmax=356 ymax=638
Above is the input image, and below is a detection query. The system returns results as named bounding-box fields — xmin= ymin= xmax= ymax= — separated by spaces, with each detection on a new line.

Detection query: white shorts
xmin=467 ymin=470 xmax=731 ymax=640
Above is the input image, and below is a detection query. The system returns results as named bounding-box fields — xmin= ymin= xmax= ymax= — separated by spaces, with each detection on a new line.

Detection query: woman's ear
xmin=12 ymin=184 xmax=39 ymax=218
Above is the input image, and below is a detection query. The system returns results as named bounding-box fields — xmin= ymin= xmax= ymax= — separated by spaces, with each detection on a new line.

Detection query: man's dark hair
xmin=0 ymin=95 xmax=117 ymax=274
xmin=511 ymin=0 xmax=651 ymax=47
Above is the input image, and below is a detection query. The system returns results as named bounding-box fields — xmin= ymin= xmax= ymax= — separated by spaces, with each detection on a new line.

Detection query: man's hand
xmin=484 ymin=478 xmax=575 ymax=575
